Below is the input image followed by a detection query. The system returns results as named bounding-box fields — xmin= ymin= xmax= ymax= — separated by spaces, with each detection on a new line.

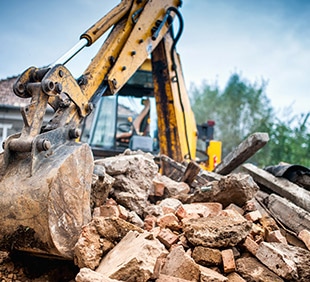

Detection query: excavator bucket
xmin=0 ymin=65 xmax=94 ymax=259
xmin=0 ymin=128 xmax=93 ymax=259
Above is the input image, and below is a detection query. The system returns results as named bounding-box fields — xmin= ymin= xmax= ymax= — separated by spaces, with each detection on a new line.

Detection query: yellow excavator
xmin=0 ymin=0 xmax=221 ymax=259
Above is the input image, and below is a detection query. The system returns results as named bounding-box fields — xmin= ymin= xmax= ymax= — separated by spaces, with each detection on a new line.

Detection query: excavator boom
xmin=0 ymin=0 xmax=200 ymax=258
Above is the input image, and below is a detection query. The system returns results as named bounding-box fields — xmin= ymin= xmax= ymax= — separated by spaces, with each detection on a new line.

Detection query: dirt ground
xmin=0 ymin=251 xmax=78 ymax=282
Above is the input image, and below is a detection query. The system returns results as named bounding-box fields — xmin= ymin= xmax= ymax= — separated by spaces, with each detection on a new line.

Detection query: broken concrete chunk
xmin=160 ymin=245 xmax=200 ymax=281
xmin=156 ymin=273 xmax=191 ymax=282
xmin=158 ymin=198 xmax=183 ymax=214
xmin=183 ymin=215 xmax=252 ymax=248
xmin=74 ymin=222 xmax=103 ymax=270
xmin=74 ymin=217 xmax=143 ymax=269
xmin=188 ymin=173 xmax=259 ymax=208
xmin=96 ymin=154 xmax=158 ymax=216
xmin=93 ymin=216 xmax=143 ymax=241
xmin=75 ymin=267 xmax=120 ymax=282
xmin=191 ymin=246 xmax=222 ymax=266
xmin=182 ymin=203 xmax=211 ymax=218
xmin=256 ymin=242 xmax=310 ymax=281
xmin=96 ymin=231 xmax=167 ymax=282
xmin=128 ymin=210 xmax=145 ymax=228
xmin=226 ymin=272 xmax=246 ymax=282
xmin=150 ymin=173 xmax=191 ymax=200
xmin=199 ymin=265 xmax=228 ymax=282
xmin=95 ymin=152 xmax=158 ymax=176
xmin=236 ymin=256 xmax=284 ymax=282
xmin=91 ymin=164 xmax=115 ymax=210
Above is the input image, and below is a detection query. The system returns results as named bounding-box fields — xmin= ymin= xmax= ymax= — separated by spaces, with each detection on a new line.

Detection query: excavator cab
xmin=80 ymin=60 xmax=160 ymax=157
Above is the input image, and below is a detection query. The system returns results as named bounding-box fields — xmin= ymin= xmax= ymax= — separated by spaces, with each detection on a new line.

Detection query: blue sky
xmin=1 ymin=0 xmax=309 ymax=116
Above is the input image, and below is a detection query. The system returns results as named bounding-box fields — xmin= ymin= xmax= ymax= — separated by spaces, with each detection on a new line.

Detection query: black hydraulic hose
xmin=168 ymin=7 xmax=192 ymax=160
xmin=167 ymin=7 xmax=183 ymax=71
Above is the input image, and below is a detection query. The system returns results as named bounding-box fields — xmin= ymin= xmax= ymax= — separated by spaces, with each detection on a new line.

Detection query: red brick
xmin=175 ymin=205 xmax=188 ymax=220
xmin=117 ymin=204 xmax=129 ymax=220
xmin=192 ymin=246 xmax=222 ymax=266
xmin=221 ymin=249 xmax=236 ymax=274
xmin=156 ymin=228 xmax=179 ymax=249
xmin=242 ymin=236 xmax=259 ymax=255
xmin=152 ymin=179 xmax=165 ymax=197
xmin=157 ymin=213 xmax=181 ymax=231
xmin=144 ymin=214 xmax=157 ymax=231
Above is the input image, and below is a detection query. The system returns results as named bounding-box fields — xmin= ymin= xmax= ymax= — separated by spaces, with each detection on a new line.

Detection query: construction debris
xmin=0 ymin=150 xmax=310 ymax=281
xmin=242 ymin=163 xmax=310 ymax=212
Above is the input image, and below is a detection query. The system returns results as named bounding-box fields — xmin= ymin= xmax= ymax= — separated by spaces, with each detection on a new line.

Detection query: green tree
xmin=190 ymin=73 xmax=274 ymax=158
xmin=263 ymin=112 xmax=310 ymax=167
xmin=190 ymin=74 xmax=310 ymax=168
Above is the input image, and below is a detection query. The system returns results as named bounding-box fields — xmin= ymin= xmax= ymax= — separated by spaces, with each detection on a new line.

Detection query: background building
xmin=0 ymin=76 xmax=53 ymax=151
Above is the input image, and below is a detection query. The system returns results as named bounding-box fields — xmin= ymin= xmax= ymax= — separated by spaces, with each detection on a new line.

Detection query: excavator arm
xmin=0 ymin=0 xmax=198 ymax=259
xmin=9 ymin=0 xmax=194 ymax=159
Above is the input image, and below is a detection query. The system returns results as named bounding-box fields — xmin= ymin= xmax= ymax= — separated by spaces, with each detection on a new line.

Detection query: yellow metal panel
xmin=206 ymin=140 xmax=222 ymax=171
xmin=106 ymin=0 xmax=181 ymax=94
xmin=152 ymin=33 xmax=197 ymax=162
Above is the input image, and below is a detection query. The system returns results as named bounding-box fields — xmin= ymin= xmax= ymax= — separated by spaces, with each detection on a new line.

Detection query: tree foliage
xmin=190 ymin=74 xmax=310 ymax=168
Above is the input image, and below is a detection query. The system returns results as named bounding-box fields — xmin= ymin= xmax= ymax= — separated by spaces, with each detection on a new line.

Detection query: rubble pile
xmin=0 ymin=150 xmax=310 ymax=281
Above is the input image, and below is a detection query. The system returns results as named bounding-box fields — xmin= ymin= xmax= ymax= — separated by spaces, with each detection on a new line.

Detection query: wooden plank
xmin=242 ymin=163 xmax=310 ymax=212
xmin=214 ymin=132 xmax=269 ymax=175
xmin=265 ymin=193 xmax=310 ymax=234
xmin=181 ymin=161 xmax=202 ymax=185
xmin=160 ymin=155 xmax=221 ymax=188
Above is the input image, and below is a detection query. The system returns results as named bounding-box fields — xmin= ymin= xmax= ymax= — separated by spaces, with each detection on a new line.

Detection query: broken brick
xmin=242 ymin=236 xmax=259 ymax=255
xmin=221 ymin=249 xmax=236 ymax=273
xmin=244 ymin=210 xmax=262 ymax=222
xmin=157 ymin=213 xmax=181 ymax=231
xmin=156 ymin=228 xmax=179 ymax=249
xmin=298 ymin=229 xmax=310 ymax=250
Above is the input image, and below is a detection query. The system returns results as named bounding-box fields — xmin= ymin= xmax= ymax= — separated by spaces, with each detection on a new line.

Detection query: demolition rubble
xmin=0 ymin=149 xmax=310 ymax=281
